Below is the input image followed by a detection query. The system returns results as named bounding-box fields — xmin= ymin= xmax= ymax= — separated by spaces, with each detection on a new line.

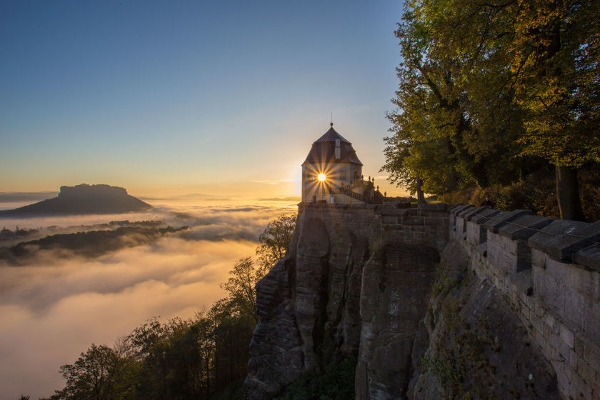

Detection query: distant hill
xmin=0 ymin=184 xmax=151 ymax=217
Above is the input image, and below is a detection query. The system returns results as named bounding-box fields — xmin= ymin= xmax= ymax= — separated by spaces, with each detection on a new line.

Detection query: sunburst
xmin=302 ymin=157 xmax=345 ymax=201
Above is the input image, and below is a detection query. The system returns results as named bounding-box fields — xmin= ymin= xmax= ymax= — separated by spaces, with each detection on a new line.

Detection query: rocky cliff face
xmin=244 ymin=203 xmax=562 ymax=399
xmin=245 ymin=211 xmax=373 ymax=399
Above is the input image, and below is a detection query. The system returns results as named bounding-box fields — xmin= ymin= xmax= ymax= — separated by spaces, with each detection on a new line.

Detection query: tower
xmin=301 ymin=123 xmax=363 ymax=203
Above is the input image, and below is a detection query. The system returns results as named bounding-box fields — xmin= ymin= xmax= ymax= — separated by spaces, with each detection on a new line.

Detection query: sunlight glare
xmin=318 ymin=173 xmax=326 ymax=182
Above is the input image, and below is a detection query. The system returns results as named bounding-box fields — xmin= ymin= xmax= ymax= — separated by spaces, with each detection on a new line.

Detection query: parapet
xmin=449 ymin=204 xmax=600 ymax=400
xmin=450 ymin=205 xmax=600 ymax=272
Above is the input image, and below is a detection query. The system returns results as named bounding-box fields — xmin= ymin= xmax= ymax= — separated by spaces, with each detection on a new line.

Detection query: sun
xmin=317 ymin=173 xmax=326 ymax=182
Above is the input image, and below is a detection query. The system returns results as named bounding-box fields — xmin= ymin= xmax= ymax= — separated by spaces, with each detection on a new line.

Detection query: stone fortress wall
xmin=245 ymin=201 xmax=600 ymax=399
xmin=449 ymin=204 xmax=600 ymax=400
xmin=298 ymin=201 xmax=600 ymax=399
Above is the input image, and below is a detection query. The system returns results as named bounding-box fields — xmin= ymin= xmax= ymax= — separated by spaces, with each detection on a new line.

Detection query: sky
xmin=0 ymin=0 xmax=406 ymax=198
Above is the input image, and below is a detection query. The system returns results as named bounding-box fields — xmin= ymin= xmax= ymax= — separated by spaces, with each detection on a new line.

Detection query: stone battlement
xmin=449 ymin=204 xmax=600 ymax=400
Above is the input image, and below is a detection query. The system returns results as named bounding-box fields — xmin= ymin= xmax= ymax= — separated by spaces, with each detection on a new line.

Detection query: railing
xmin=334 ymin=185 xmax=365 ymax=202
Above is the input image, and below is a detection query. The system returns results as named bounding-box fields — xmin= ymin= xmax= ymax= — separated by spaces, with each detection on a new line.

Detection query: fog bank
xmin=0 ymin=198 xmax=296 ymax=400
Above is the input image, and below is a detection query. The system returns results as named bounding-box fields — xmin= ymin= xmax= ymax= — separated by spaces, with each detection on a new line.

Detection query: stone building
xmin=301 ymin=123 xmax=380 ymax=204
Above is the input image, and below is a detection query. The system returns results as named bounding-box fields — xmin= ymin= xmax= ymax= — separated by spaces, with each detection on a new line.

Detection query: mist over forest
xmin=0 ymin=196 xmax=296 ymax=400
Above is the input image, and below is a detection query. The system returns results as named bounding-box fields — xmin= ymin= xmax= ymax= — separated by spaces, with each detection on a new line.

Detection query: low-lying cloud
xmin=0 ymin=198 xmax=297 ymax=400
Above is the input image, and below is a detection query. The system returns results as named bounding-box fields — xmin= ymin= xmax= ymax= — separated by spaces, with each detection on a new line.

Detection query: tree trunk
xmin=556 ymin=165 xmax=585 ymax=221
xmin=416 ymin=177 xmax=426 ymax=205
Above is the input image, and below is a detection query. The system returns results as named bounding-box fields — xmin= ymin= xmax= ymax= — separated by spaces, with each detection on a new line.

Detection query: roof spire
xmin=330 ymin=112 xmax=333 ymax=127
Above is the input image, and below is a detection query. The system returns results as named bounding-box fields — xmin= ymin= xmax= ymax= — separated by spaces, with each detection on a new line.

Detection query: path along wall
xmin=449 ymin=205 xmax=600 ymax=400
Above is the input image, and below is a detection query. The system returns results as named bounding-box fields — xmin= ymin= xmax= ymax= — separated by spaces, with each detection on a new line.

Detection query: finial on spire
xmin=330 ymin=112 xmax=333 ymax=127
xmin=330 ymin=122 xmax=333 ymax=127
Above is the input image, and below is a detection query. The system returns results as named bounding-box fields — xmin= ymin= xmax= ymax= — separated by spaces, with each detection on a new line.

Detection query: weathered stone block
xmin=402 ymin=216 xmax=424 ymax=226
xmin=532 ymin=248 xmax=547 ymax=269
xmin=560 ymin=323 xmax=575 ymax=348
xmin=430 ymin=203 xmax=449 ymax=211
xmin=584 ymin=300 xmax=600 ymax=345
xmin=488 ymin=232 xmax=531 ymax=275
xmin=574 ymin=244 xmax=600 ymax=272
xmin=382 ymin=208 xmax=409 ymax=217
xmin=447 ymin=204 xmax=460 ymax=212
xmin=497 ymin=214 xmax=554 ymax=240
xmin=462 ymin=206 xmax=488 ymax=220
xmin=583 ymin=340 xmax=600 ymax=372
xmin=528 ymin=220 xmax=600 ymax=263
xmin=453 ymin=204 xmax=474 ymax=216
xmin=423 ymin=217 xmax=443 ymax=226
xmin=545 ymin=313 xmax=557 ymax=331
xmin=477 ymin=242 xmax=487 ymax=257
xmin=567 ymin=367 xmax=592 ymax=400
xmin=564 ymin=286 xmax=584 ymax=330
xmin=575 ymin=336 xmax=585 ymax=357
xmin=552 ymin=360 xmax=570 ymax=398
xmin=568 ymin=264 xmax=600 ymax=302
xmin=382 ymin=216 xmax=398 ymax=224
xmin=483 ymin=209 xmax=532 ymax=233
xmin=470 ymin=208 xmax=501 ymax=224
xmin=511 ymin=269 xmax=534 ymax=302
xmin=569 ymin=348 xmax=579 ymax=372
xmin=535 ymin=268 xmax=564 ymax=316
xmin=578 ymin=360 xmax=595 ymax=386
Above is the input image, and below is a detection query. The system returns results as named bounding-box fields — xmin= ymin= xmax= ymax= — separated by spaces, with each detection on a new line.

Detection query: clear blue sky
xmin=0 ymin=0 xmax=405 ymax=197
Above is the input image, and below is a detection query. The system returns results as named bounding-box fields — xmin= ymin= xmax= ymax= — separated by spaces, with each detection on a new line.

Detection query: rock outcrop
xmin=245 ymin=203 xmax=449 ymax=399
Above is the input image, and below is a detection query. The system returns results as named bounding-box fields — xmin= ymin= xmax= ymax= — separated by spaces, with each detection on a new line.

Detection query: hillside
xmin=0 ymin=184 xmax=151 ymax=217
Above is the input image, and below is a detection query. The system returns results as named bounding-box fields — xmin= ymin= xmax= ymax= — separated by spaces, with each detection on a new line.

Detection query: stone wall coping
xmin=573 ymin=244 xmax=600 ymax=272
xmin=528 ymin=220 xmax=600 ymax=263
xmin=457 ymin=205 xmax=482 ymax=218
xmin=460 ymin=206 xmax=488 ymax=220
xmin=482 ymin=209 xmax=532 ymax=233
xmin=470 ymin=208 xmax=501 ymax=224
xmin=497 ymin=214 xmax=554 ymax=240
xmin=451 ymin=204 xmax=474 ymax=215
xmin=447 ymin=204 xmax=463 ymax=212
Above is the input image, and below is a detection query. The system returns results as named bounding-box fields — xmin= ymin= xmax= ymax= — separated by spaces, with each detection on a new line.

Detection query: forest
xmin=382 ymin=0 xmax=599 ymax=221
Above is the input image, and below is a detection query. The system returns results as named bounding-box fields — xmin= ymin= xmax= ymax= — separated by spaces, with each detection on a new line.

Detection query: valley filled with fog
xmin=0 ymin=195 xmax=297 ymax=400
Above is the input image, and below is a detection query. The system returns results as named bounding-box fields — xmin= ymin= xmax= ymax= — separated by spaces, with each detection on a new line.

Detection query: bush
xmin=275 ymin=358 xmax=357 ymax=400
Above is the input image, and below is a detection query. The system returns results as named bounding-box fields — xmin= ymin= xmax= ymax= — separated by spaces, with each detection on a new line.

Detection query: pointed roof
xmin=314 ymin=123 xmax=352 ymax=144
xmin=302 ymin=124 xmax=363 ymax=166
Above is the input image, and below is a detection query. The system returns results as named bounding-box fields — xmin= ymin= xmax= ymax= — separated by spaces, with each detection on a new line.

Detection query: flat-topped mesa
xmin=58 ymin=184 xmax=128 ymax=199
xmin=0 ymin=184 xmax=151 ymax=217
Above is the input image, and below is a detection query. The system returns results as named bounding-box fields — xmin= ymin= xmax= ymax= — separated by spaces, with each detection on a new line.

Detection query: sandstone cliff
xmin=245 ymin=203 xmax=598 ymax=399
